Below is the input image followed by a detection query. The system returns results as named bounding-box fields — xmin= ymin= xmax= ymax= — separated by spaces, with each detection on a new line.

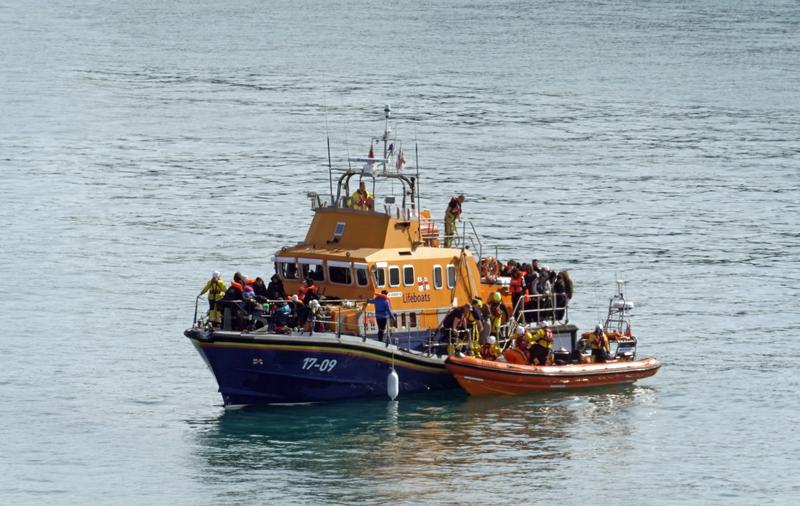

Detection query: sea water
xmin=1 ymin=1 xmax=799 ymax=504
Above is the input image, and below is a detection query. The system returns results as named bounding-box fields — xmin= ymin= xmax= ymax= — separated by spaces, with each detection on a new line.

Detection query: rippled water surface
xmin=2 ymin=1 xmax=799 ymax=504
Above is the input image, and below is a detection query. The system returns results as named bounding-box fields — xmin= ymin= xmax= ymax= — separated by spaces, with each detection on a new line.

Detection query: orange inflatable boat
xmin=445 ymin=355 xmax=661 ymax=396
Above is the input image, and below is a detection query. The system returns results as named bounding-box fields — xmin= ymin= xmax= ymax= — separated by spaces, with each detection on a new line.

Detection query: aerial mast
xmin=382 ymin=104 xmax=391 ymax=173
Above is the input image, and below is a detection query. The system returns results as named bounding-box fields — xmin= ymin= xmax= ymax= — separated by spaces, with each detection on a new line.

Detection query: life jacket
xmin=231 ymin=278 xmax=255 ymax=292
xmin=590 ymin=333 xmax=609 ymax=351
xmin=509 ymin=275 xmax=524 ymax=295
xmin=351 ymin=189 xmax=373 ymax=210
xmin=535 ymin=328 xmax=554 ymax=349
xmin=480 ymin=343 xmax=498 ymax=360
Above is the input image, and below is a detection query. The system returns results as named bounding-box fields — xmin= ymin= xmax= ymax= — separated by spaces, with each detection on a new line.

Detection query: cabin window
xmin=447 ymin=264 xmax=456 ymax=289
xmin=355 ymin=265 xmax=369 ymax=287
xmin=433 ymin=265 xmax=443 ymax=289
xmin=372 ymin=267 xmax=386 ymax=287
xmin=328 ymin=266 xmax=352 ymax=285
xmin=279 ymin=262 xmax=299 ymax=280
xmin=409 ymin=312 xmax=417 ymax=328
xmin=300 ymin=263 xmax=325 ymax=282
xmin=403 ymin=265 xmax=414 ymax=286
xmin=388 ymin=266 xmax=401 ymax=287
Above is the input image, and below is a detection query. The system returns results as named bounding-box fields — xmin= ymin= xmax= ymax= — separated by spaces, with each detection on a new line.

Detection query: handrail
xmin=508 ymin=292 xmax=570 ymax=326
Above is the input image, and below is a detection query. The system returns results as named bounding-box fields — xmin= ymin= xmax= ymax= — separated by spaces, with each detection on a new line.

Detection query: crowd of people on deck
xmin=199 ymin=271 xmax=330 ymax=333
xmin=478 ymin=257 xmax=574 ymax=323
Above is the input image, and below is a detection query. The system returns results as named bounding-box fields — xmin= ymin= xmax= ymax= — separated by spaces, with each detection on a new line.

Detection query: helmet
xmin=487 ymin=335 xmax=497 ymax=345
xmin=212 ymin=271 xmax=220 ymax=278
xmin=594 ymin=324 xmax=603 ymax=334
xmin=291 ymin=295 xmax=299 ymax=302
xmin=309 ymin=299 xmax=320 ymax=311
xmin=492 ymin=292 xmax=501 ymax=303
xmin=516 ymin=326 xmax=525 ymax=336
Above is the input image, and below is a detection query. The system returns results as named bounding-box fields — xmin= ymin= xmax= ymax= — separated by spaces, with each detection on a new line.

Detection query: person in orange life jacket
xmin=509 ymin=268 xmax=525 ymax=319
xmin=351 ymin=181 xmax=374 ymax=211
xmin=302 ymin=278 xmax=319 ymax=304
xmin=367 ymin=290 xmax=396 ymax=342
xmin=480 ymin=335 xmax=501 ymax=360
xmin=230 ymin=271 xmax=255 ymax=292
xmin=529 ymin=322 xmax=554 ymax=366
xmin=443 ymin=194 xmax=465 ymax=247
xmin=524 ymin=270 xmax=541 ymax=321
xmin=590 ymin=325 xmax=610 ymax=363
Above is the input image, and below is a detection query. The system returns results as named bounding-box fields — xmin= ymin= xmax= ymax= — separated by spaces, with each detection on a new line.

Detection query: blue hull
xmin=187 ymin=329 xmax=458 ymax=405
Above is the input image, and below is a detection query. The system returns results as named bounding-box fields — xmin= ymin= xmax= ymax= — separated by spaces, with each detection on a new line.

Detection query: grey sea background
xmin=2 ymin=0 xmax=799 ymax=504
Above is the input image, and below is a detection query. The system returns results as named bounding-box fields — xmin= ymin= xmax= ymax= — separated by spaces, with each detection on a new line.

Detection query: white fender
xmin=387 ymin=368 xmax=399 ymax=400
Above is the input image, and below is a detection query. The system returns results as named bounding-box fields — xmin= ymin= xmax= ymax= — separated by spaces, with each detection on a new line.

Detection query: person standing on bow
xmin=443 ymin=194 xmax=465 ymax=247
xmin=367 ymin=290 xmax=396 ymax=342
xmin=351 ymin=181 xmax=374 ymax=211
xmin=199 ymin=271 xmax=226 ymax=324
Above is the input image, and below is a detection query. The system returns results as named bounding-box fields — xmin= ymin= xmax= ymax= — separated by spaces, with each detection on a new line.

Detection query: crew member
xmin=443 ymin=194 xmax=465 ymax=247
xmin=529 ymin=323 xmax=554 ymax=366
xmin=367 ymin=290 xmax=396 ymax=342
xmin=199 ymin=271 xmax=226 ymax=324
xmin=465 ymin=302 xmax=484 ymax=355
xmin=480 ymin=335 xmax=501 ymax=360
xmin=589 ymin=325 xmax=610 ymax=363
xmin=487 ymin=291 xmax=509 ymax=336
xmin=351 ymin=181 xmax=374 ymax=211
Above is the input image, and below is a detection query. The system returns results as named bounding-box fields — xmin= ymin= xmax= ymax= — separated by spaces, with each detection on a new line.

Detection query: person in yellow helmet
xmin=487 ymin=291 xmax=508 ymax=336
xmin=350 ymin=181 xmax=374 ymax=211
xmin=199 ymin=271 xmax=226 ymax=324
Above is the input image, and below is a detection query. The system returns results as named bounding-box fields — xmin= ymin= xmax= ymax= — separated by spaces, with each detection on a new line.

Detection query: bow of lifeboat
xmin=445 ymin=355 xmax=661 ymax=396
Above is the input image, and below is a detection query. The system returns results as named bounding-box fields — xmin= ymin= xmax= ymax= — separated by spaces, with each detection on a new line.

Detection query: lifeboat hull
xmin=186 ymin=328 xmax=457 ymax=406
xmin=445 ymin=355 xmax=660 ymax=396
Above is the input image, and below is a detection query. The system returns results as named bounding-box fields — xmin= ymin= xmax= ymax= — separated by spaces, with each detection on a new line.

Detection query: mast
xmin=383 ymin=104 xmax=391 ymax=173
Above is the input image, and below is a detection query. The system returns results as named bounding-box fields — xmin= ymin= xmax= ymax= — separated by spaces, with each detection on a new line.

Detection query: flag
xmin=396 ymin=149 xmax=406 ymax=170
xmin=368 ymin=143 xmax=374 ymax=159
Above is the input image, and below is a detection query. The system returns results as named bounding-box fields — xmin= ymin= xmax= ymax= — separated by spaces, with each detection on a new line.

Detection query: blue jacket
xmin=368 ymin=294 xmax=395 ymax=320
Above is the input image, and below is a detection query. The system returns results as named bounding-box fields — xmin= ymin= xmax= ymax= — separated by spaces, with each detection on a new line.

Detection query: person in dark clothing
xmin=252 ymin=277 xmax=269 ymax=302
xmin=266 ymin=274 xmax=287 ymax=300
xmin=438 ymin=305 xmax=467 ymax=342
xmin=553 ymin=273 xmax=568 ymax=321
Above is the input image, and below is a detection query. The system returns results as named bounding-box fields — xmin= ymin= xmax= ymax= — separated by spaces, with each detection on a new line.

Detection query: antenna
xmin=324 ymin=98 xmax=334 ymax=206
xmin=415 ymin=142 xmax=421 ymax=212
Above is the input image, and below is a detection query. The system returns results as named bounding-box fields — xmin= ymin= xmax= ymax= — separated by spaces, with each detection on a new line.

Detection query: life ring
xmin=481 ymin=256 xmax=500 ymax=282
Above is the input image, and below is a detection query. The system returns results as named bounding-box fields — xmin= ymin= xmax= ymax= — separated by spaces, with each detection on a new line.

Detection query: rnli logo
xmin=417 ymin=276 xmax=430 ymax=292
